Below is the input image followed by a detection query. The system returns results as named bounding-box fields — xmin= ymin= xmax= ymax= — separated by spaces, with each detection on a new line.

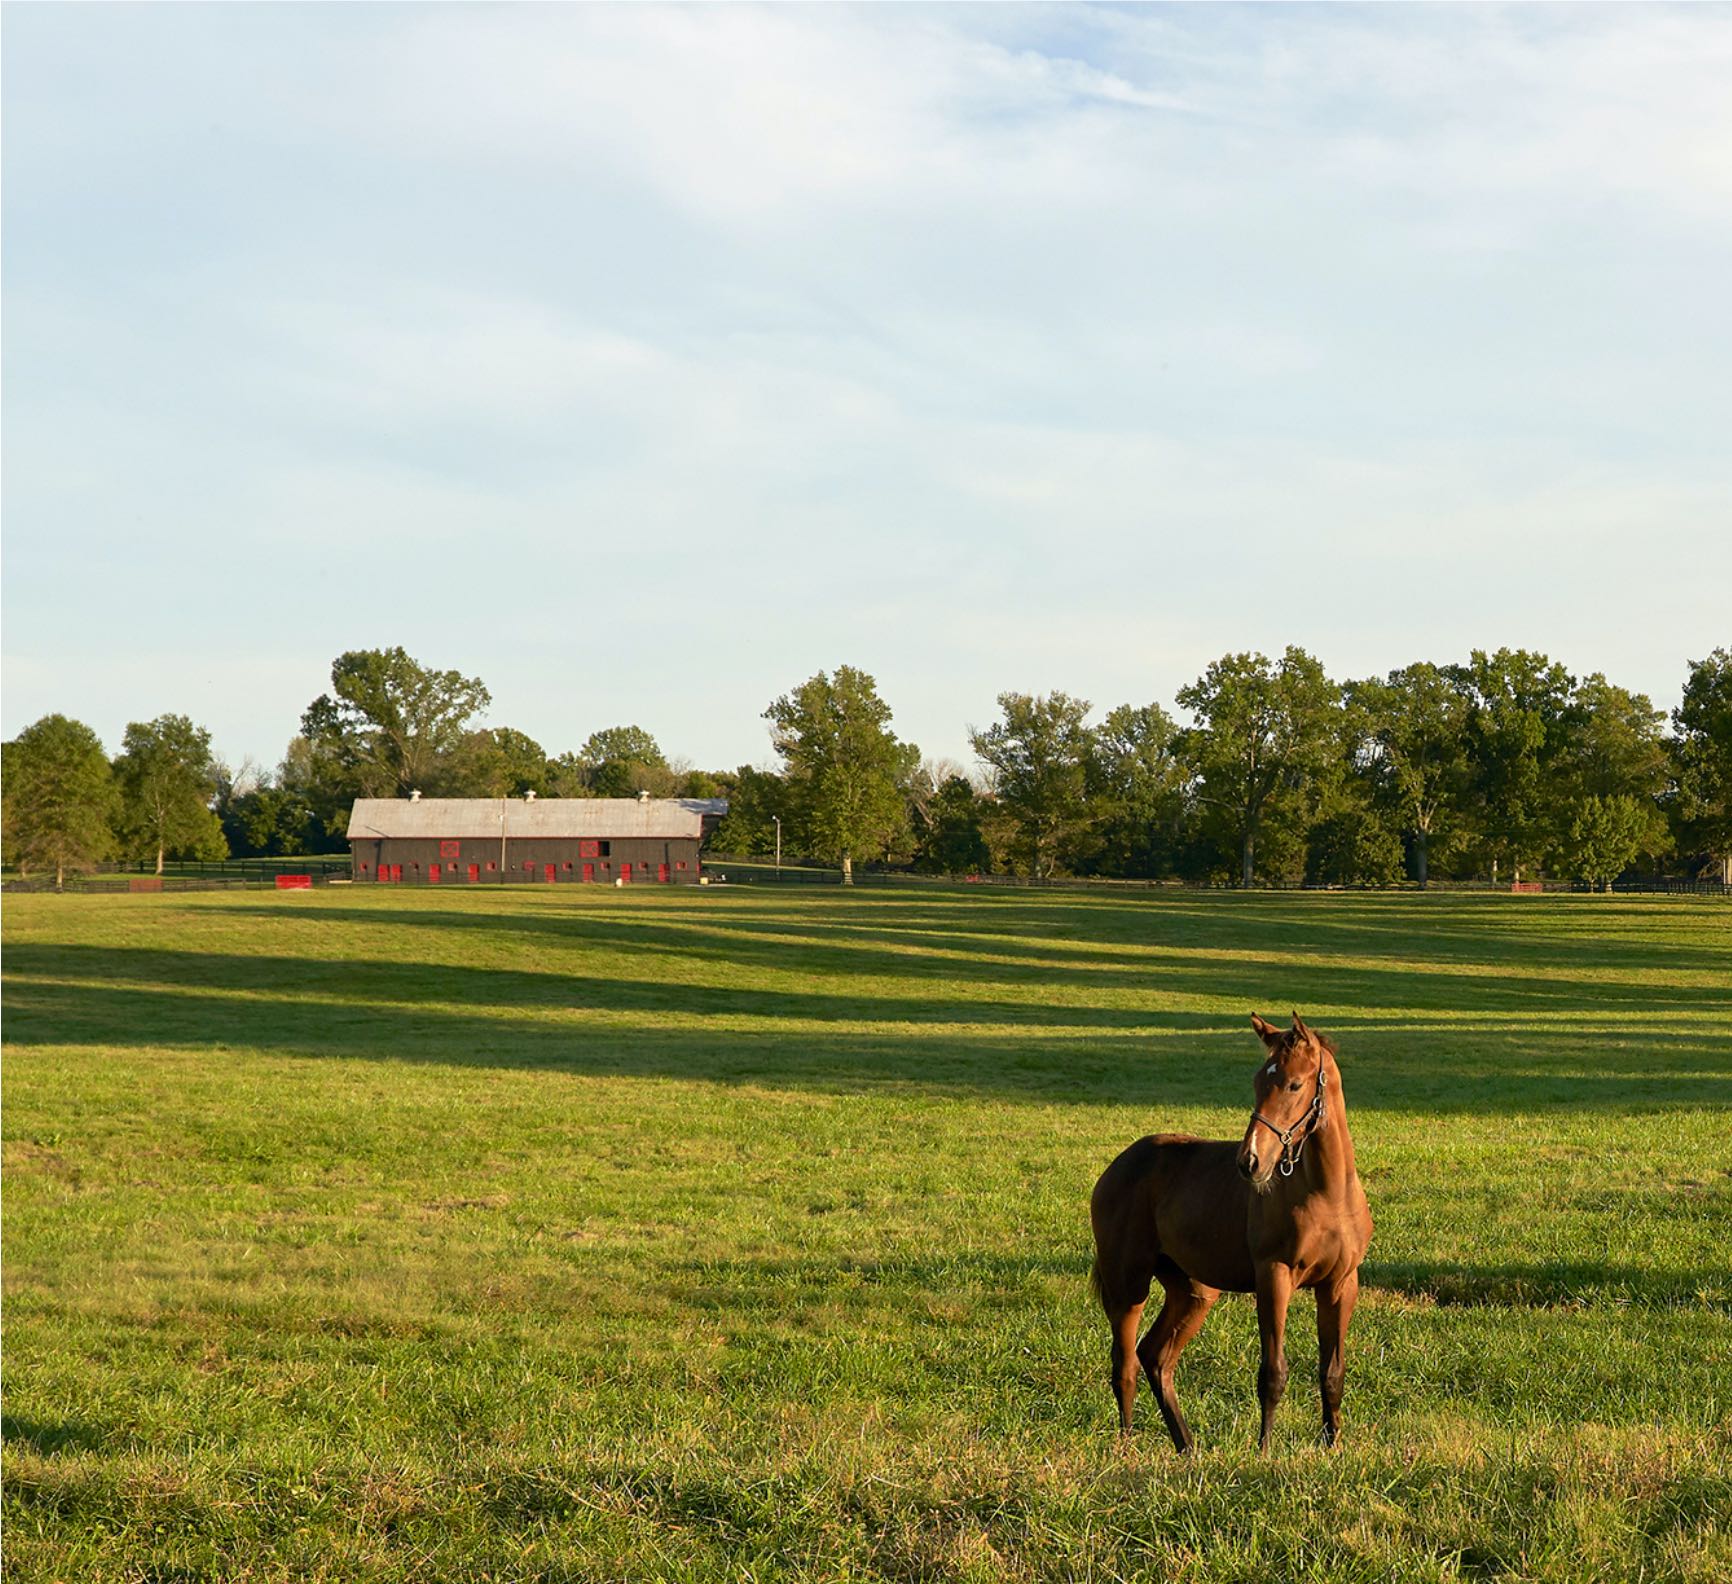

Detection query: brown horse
xmin=1089 ymin=1012 xmax=1372 ymax=1452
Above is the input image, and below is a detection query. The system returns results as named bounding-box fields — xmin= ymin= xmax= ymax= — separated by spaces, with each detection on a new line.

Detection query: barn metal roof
xmin=346 ymin=797 xmax=728 ymax=841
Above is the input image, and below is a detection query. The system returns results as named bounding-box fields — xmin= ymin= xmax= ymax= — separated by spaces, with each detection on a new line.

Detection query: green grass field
xmin=4 ymin=885 xmax=1729 ymax=1582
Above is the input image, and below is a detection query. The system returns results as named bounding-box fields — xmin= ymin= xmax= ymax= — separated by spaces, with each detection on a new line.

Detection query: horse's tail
xmin=1088 ymin=1250 xmax=1106 ymax=1311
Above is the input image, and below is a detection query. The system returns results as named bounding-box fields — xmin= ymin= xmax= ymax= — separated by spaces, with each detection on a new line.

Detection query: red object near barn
xmin=275 ymin=875 xmax=312 ymax=890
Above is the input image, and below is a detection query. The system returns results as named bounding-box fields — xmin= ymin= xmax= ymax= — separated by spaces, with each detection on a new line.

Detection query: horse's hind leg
xmin=1137 ymin=1277 xmax=1218 ymax=1454
xmin=1106 ymin=1296 xmax=1146 ymax=1436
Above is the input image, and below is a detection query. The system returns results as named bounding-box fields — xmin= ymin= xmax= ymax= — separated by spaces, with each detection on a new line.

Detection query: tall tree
xmin=767 ymin=667 xmax=917 ymax=884
xmin=911 ymin=774 xmax=993 ymax=877
xmin=301 ymin=647 xmax=490 ymax=798
xmin=1559 ymin=673 xmax=1670 ymax=873
xmin=1085 ymin=702 xmax=1185 ymax=878
xmin=969 ymin=692 xmax=1095 ymax=881
xmin=2 ymin=715 xmax=118 ymax=888
xmin=1175 ymin=648 xmax=1342 ymax=887
xmin=1347 ymin=663 xmax=1471 ymax=886
xmin=222 ymin=782 xmax=322 ymax=857
xmin=708 ymin=765 xmax=790 ymax=857
xmin=1304 ymin=779 xmax=1406 ymax=887
xmin=114 ymin=714 xmax=227 ymax=874
xmin=448 ymin=727 xmax=552 ymax=798
xmin=1672 ymin=648 xmax=1732 ymax=883
xmin=1448 ymin=648 xmax=1577 ymax=882
xmin=1564 ymin=795 xmax=1649 ymax=892
xmin=579 ymin=726 xmax=673 ymax=798
xmin=276 ymin=733 xmax=356 ymax=849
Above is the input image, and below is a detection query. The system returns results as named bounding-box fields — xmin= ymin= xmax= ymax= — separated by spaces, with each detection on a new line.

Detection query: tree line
xmin=4 ymin=643 xmax=1730 ymax=889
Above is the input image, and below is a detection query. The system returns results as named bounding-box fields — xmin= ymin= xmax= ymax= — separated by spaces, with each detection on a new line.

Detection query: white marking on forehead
xmin=1265 ymin=1062 xmax=1277 ymax=1074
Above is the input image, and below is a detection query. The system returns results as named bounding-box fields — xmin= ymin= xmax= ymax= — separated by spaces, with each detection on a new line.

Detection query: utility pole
xmin=772 ymin=816 xmax=782 ymax=876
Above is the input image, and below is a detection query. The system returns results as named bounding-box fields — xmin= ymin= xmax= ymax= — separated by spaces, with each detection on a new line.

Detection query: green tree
xmin=767 ymin=667 xmax=917 ymax=884
xmin=1448 ymin=648 xmax=1577 ymax=882
xmin=1564 ymin=794 xmax=1649 ymax=891
xmin=1305 ymin=782 xmax=1406 ymax=887
xmin=222 ymin=785 xmax=322 ymax=857
xmin=674 ymin=766 xmax=729 ymax=799
xmin=1175 ymin=649 xmax=1342 ymax=888
xmin=448 ymin=727 xmax=552 ymax=797
xmin=911 ymin=775 xmax=993 ymax=876
xmin=1 ymin=714 xmax=118 ymax=888
xmin=545 ymin=752 xmax=593 ymax=799
xmin=577 ymin=726 xmax=670 ymax=797
xmin=301 ymin=647 xmax=490 ymax=798
xmin=1083 ymin=702 xmax=1185 ymax=878
xmin=708 ymin=765 xmax=789 ymax=857
xmin=1671 ymin=649 xmax=1732 ymax=883
xmin=114 ymin=714 xmax=227 ymax=874
xmin=276 ymin=734 xmax=355 ymax=850
xmin=1348 ymin=663 xmax=1471 ymax=886
xmin=969 ymin=692 xmax=1095 ymax=881
xmin=1560 ymin=674 xmax=1670 ymax=871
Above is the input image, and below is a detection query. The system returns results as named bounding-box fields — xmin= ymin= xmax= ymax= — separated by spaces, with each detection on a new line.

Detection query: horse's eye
xmin=1288 ymin=1082 xmax=1300 ymax=1091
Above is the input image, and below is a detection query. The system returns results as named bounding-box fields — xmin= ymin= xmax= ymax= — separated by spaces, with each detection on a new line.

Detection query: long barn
xmin=346 ymin=794 xmax=728 ymax=885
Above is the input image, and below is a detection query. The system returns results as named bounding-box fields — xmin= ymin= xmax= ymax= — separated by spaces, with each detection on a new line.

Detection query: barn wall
xmin=350 ymin=836 xmax=706 ymax=883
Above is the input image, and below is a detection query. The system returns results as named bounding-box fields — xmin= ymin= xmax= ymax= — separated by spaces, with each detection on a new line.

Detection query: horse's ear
xmin=1291 ymin=1010 xmax=1314 ymax=1042
xmin=1251 ymin=1014 xmax=1281 ymax=1045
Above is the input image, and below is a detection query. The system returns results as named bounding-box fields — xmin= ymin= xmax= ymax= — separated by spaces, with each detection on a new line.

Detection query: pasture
xmin=3 ymin=884 xmax=1729 ymax=1582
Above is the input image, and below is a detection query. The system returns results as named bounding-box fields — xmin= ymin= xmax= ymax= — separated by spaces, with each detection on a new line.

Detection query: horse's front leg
xmin=1317 ymin=1269 xmax=1358 ymax=1447
xmin=1253 ymin=1262 xmax=1294 ymax=1453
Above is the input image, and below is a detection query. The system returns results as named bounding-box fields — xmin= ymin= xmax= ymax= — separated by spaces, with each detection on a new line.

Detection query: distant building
xmin=346 ymin=794 xmax=728 ymax=885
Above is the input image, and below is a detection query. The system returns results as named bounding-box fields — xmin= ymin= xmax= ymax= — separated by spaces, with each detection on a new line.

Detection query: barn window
xmin=563 ymin=862 xmax=573 ymax=871
xmin=486 ymin=861 xmax=496 ymax=871
xmin=598 ymin=840 xmax=612 ymax=857
xmin=360 ymin=863 xmax=371 ymax=873
xmin=676 ymin=861 xmax=687 ymax=870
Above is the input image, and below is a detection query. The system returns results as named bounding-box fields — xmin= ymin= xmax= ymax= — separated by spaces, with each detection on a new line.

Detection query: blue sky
xmin=5 ymin=3 xmax=1729 ymax=775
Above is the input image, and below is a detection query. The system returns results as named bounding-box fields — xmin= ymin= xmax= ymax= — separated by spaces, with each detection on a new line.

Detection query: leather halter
xmin=1248 ymin=1043 xmax=1328 ymax=1178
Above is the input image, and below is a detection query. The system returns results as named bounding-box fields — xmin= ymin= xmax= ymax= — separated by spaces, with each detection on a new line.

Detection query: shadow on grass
xmin=215 ymin=901 xmax=1732 ymax=1015
xmin=5 ymin=945 xmax=1730 ymax=1113
xmin=1360 ymin=1259 xmax=1731 ymax=1312
xmin=669 ymin=1249 xmax=1730 ymax=1315
xmin=1 ymin=1415 xmax=104 ymax=1455
xmin=228 ymin=884 xmax=1732 ymax=968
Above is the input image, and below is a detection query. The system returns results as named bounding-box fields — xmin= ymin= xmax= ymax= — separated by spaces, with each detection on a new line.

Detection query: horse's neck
xmin=1303 ymin=1060 xmax=1359 ymax=1198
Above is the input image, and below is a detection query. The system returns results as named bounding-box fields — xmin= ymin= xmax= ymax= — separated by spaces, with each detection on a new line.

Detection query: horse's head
xmin=1236 ymin=1011 xmax=1333 ymax=1188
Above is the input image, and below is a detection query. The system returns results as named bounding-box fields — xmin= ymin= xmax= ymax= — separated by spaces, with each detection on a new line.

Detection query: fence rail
xmin=5 ymin=858 xmax=1726 ymax=897
xmin=700 ymin=857 xmax=1730 ymax=896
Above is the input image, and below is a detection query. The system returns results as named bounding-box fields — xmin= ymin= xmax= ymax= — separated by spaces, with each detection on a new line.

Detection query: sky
xmin=4 ymin=3 xmax=1730 ymax=776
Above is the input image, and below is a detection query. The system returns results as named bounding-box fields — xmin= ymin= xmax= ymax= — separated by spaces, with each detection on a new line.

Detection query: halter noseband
xmin=1249 ymin=1043 xmax=1328 ymax=1177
